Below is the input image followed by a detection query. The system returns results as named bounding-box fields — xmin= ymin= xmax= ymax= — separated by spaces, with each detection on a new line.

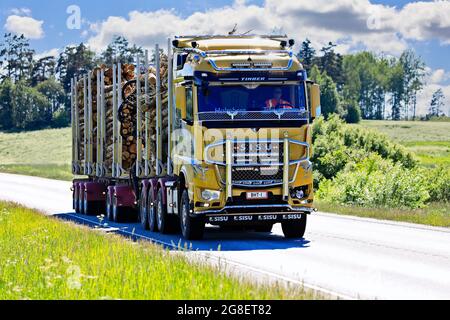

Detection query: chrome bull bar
xmin=205 ymin=138 xmax=311 ymax=197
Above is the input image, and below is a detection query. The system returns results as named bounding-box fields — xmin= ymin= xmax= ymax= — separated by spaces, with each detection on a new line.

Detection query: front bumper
xmin=194 ymin=204 xmax=314 ymax=224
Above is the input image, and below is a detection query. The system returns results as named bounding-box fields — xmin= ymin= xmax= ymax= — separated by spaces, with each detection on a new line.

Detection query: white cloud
xmin=416 ymin=83 xmax=450 ymax=116
xmin=9 ymin=7 xmax=32 ymax=17
xmin=4 ymin=15 xmax=44 ymax=39
xmin=35 ymin=48 xmax=59 ymax=60
xmin=86 ymin=0 xmax=450 ymax=55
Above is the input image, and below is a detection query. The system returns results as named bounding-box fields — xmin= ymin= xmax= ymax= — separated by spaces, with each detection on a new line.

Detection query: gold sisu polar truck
xmin=71 ymin=34 xmax=321 ymax=240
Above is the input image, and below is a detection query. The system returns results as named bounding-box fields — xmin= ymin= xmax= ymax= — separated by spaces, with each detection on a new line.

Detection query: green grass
xmin=316 ymin=200 xmax=450 ymax=228
xmin=0 ymin=201 xmax=318 ymax=300
xmin=0 ymin=164 xmax=73 ymax=181
xmin=359 ymin=120 xmax=450 ymax=168
xmin=0 ymin=128 xmax=72 ymax=180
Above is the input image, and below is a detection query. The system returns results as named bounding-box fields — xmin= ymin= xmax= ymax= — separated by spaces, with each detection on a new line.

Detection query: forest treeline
xmin=0 ymin=34 xmax=446 ymax=131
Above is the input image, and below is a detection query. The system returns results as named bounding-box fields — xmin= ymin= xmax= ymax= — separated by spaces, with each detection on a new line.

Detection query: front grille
xmin=232 ymin=166 xmax=283 ymax=186
xmin=232 ymin=141 xmax=283 ymax=186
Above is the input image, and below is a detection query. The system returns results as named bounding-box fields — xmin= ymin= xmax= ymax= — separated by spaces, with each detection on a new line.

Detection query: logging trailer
xmin=71 ymin=34 xmax=321 ymax=240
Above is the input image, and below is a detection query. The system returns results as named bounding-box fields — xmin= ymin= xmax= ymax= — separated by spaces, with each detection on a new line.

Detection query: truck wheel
xmin=281 ymin=214 xmax=307 ymax=239
xmin=74 ymin=186 xmax=80 ymax=213
xmin=112 ymin=196 xmax=126 ymax=223
xmin=139 ymin=188 xmax=149 ymax=230
xmin=84 ymin=196 xmax=92 ymax=215
xmin=147 ymin=189 xmax=157 ymax=232
xmin=106 ymin=190 xmax=113 ymax=221
xmin=156 ymin=188 xmax=178 ymax=234
xmin=78 ymin=188 xmax=85 ymax=215
xmin=180 ymin=190 xmax=205 ymax=240
xmin=254 ymin=224 xmax=273 ymax=233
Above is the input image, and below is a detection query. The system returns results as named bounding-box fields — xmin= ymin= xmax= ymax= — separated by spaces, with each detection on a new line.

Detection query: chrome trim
xmin=197 ymin=205 xmax=314 ymax=215
xmin=225 ymin=138 xmax=232 ymax=200
xmin=208 ymin=58 xmax=293 ymax=72
xmin=282 ymin=134 xmax=289 ymax=200
xmin=204 ymin=139 xmax=310 ymax=166
xmin=207 ymin=49 xmax=291 ymax=55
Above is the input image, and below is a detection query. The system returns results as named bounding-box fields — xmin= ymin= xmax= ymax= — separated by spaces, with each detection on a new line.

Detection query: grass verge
xmin=0 ymin=164 xmax=72 ymax=181
xmin=0 ymin=201 xmax=318 ymax=300
xmin=316 ymin=200 xmax=450 ymax=228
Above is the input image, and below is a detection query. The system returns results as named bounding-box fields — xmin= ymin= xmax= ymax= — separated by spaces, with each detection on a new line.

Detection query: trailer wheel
xmin=281 ymin=214 xmax=307 ymax=239
xmin=74 ymin=186 xmax=80 ymax=213
xmin=78 ymin=188 xmax=85 ymax=215
xmin=139 ymin=188 xmax=149 ymax=230
xmin=180 ymin=190 xmax=205 ymax=240
xmin=147 ymin=189 xmax=157 ymax=232
xmin=106 ymin=190 xmax=113 ymax=221
xmin=156 ymin=188 xmax=178 ymax=234
xmin=112 ymin=196 xmax=126 ymax=223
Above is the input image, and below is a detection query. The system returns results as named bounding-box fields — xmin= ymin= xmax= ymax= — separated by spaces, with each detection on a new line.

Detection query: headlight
xmin=201 ymin=189 xmax=220 ymax=201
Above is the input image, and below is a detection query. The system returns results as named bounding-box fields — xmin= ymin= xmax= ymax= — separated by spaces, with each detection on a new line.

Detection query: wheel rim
xmin=106 ymin=194 xmax=111 ymax=220
xmin=181 ymin=201 xmax=188 ymax=234
xmin=79 ymin=194 xmax=83 ymax=213
xmin=148 ymin=198 xmax=155 ymax=230
xmin=113 ymin=199 xmax=117 ymax=221
xmin=140 ymin=203 xmax=146 ymax=225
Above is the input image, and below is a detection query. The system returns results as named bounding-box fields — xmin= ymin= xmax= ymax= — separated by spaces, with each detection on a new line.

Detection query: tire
xmin=147 ymin=189 xmax=158 ymax=232
xmin=112 ymin=195 xmax=126 ymax=223
xmin=156 ymin=188 xmax=178 ymax=234
xmin=180 ymin=189 xmax=205 ymax=240
xmin=281 ymin=214 xmax=307 ymax=239
xmin=106 ymin=189 xmax=113 ymax=221
xmin=74 ymin=186 xmax=80 ymax=213
xmin=84 ymin=197 xmax=91 ymax=215
xmin=78 ymin=188 xmax=85 ymax=215
xmin=253 ymin=223 xmax=273 ymax=233
xmin=139 ymin=188 xmax=149 ymax=230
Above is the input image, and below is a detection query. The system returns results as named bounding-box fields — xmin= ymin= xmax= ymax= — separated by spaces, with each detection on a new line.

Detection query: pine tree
xmin=429 ymin=89 xmax=445 ymax=117
xmin=297 ymin=39 xmax=316 ymax=74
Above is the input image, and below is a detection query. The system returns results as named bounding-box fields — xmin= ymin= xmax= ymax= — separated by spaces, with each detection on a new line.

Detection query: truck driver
xmin=265 ymin=88 xmax=293 ymax=109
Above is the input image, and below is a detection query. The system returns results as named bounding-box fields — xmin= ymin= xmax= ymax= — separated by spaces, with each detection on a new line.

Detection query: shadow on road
xmin=55 ymin=212 xmax=311 ymax=252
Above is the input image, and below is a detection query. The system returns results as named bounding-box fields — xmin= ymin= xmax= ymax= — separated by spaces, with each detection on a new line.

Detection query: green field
xmin=0 ymin=128 xmax=72 ymax=180
xmin=0 ymin=201 xmax=317 ymax=300
xmin=316 ymin=200 xmax=450 ymax=227
xmin=359 ymin=120 xmax=450 ymax=167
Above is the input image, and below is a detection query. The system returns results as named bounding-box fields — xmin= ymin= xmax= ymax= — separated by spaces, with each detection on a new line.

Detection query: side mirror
xmin=176 ymin=53 xmax=188 ymax=71
xmin=175 ymin=85 xmax=187 ymax=119
xmin=310 ymin=84 xmax=321 ymax=120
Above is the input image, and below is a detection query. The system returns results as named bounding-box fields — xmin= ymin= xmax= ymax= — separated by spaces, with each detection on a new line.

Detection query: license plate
xmin=246 ymin=192 xmax=268 ymax=200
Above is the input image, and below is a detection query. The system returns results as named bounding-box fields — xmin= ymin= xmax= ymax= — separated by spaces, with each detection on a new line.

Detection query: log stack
xmin=75 ymin=52 xmax=170 ymax=176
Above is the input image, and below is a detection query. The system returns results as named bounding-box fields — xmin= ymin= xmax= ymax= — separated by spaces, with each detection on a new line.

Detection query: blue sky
xmin=0 ymin=0 xmax=449 ymax=114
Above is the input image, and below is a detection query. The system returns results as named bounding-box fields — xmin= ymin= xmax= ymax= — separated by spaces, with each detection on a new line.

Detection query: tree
xmin=297 ymin=39 xmax=316 ymax=74
xmin=310 ymin=65 xmax=342 ymax=118
xmin=31 ymin=56 xmax=56 ymax=86
xmin=0 ymin=78 xmax=14 ymax=129
xmin=10 ymin=81 xmax=51 ymax=130
xmin=388 ymin=58 xmax=405 ymax=120
xmin=343 ymin=99 xmax=361 ymax=124
xmin=399 ymin=50 xmax=426 ymax=120
xmin=0 ymin=33 xmax=35 ymax=82
xmin=313 ymin=42 xmax=345 ymax=90
xmin=100 ymin=36 xmax=144 ymax=65
xmin=35 ymin=77 xmax=65 ymax=117
xmin=56 ymin=43 xmax=96 ymax=93
xmin=429 ymin=89 xmax=445 ymax=117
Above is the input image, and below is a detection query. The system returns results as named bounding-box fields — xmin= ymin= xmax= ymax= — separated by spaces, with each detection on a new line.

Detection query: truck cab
xmin=168 ymin=35 xmax=321 ymax=239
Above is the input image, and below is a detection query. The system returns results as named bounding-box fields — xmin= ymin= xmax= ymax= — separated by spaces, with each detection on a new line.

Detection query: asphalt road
xmin=1 ymin=172 xmax=449 ymax=300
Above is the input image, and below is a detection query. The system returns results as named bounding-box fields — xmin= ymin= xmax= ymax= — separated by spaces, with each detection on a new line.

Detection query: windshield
xmin=197 ymin=84 xmax=307 ymax=113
